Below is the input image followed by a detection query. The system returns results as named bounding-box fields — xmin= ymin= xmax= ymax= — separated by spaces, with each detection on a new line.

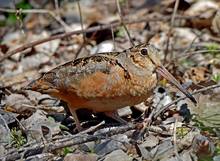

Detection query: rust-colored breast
xmin=55 ymin=63 xmax=157 ymax=112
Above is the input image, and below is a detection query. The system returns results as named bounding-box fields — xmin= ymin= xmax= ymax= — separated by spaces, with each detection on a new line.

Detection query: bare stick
xmin=171 ymin=0 xmax=180 ymax=26
xmin=164 ymin=0 xmax=180 ymax=63
xmin=116 ymin=0 xmax=135 ymax=46
xmin=79 ymin=121 xmax=105 ymax=134
xmin=178 ymin=49 xmax=220 ymax=60
xmin=53 ymin=0 xmax=72 ymax=31
xmin=74 ymin=43 xmax=84 ymax=59
xmin=174 ymin=35 xmax=200 ymax=61
xmin=2 ymin=124 xmax=134 ymax=161
xmin=180 ymin=34 xmax=200 ymax=55
xmin=0 ymin=15 xmax=195 ymax=63
xmin=54 ymin=0 xmax=60 ymax=15
xmin=153 ymin=84 xmax=220 ymax=118
xmin=0 ymin=8 xmax=70 ymax=30
xmin=0 ymin=23 xmax=120 ymax=63
xmin=76 ymin=1 xmax=86 ymax=44
xmin=111 ymin=24 xmax=116 ymax=51
xmin=1 ymin=123 xmax=172 ymax=161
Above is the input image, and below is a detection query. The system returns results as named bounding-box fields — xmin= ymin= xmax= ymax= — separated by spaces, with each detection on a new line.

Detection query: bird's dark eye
xmin=140 ymin=48 xmax=148 ymax=55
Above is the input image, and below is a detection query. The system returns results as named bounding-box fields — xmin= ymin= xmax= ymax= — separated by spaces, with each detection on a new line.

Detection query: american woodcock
xmin=26 ymin=43 xmax=196 ymax=131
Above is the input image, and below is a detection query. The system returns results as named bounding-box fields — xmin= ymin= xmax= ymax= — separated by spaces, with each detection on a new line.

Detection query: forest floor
xmin=0 ymin=0 xmax=220 ymax=161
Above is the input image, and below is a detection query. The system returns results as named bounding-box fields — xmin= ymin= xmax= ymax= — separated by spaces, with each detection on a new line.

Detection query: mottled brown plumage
xmin=27 ymin=43 xmax=196 ymax=131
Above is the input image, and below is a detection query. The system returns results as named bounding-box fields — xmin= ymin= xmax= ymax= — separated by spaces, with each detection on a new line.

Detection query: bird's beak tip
xmin=187 ymin=93 xmax=197 ymax=105
xmin=156 ymin=65 xmax=197 ymax=104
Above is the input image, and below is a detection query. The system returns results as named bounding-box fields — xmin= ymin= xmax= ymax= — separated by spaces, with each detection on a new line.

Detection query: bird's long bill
xmin=156 ymin=65 xmax=197 ymax=104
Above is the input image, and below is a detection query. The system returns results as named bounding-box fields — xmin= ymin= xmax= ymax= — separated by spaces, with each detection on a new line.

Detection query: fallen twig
xmin=1 ymin=123 xmax=171 ymax=161
xmin=79 ymin=121 xmax=105 ymax=134
xmin=164 ymin=0 xmax=180 ymax=63
xmin=153 ymin=84 xmax=220 ymax=118
xmin=116 ymin=0 xmax=135 ymax=46
xmin=1 ymin=124 xmax=133 ymax=161
xmin=179 ymin=49 xmax=220 ymax=60
xmin=0 ymin=8 xmax=70 ymax=30
xmin=0 ymin=15 xmax=195 ymax=63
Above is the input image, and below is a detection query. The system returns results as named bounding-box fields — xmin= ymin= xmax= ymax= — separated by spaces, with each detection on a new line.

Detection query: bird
xmin=26 ymin=43 xmax=196 ymax=131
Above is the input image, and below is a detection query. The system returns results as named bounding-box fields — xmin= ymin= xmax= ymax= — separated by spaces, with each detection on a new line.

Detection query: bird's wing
xmin=34 ymin=54 xmax=130 ymax=98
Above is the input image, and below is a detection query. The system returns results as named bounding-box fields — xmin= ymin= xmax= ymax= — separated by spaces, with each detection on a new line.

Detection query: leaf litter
xmin=0 ymin=0 xmax=220 ymax=160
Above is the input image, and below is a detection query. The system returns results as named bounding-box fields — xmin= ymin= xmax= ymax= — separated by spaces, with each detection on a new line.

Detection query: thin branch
xmin=164 ymin=0 xmax=180 ymax=63
xmin=54 ymin=0 xmax=60 ymax=15
xmin=52 ymin=0 xmax=71 ymax=31
xmin=74 ymin=0 xmax=88 ymax=59
xmin=180 ymin=34 xmax=200 ymax=55
xmin=1 ymin=123 xmax=172 ymax=161
xmin=153 ymin=84 xmax=220 ymax=118
xmin=0 ymin=15 xmax=195 ymax=63
xmin=174 ymin=34 xmax=200 ymax=61
xmin=2 ymin=124 xmax=134 ymax=161
xmin=79 ymin=121 xmax=105 ymax=134
xmin=0 ymin=23 xmax=118 ymax=63
xmin=111 ymin=24 xmax=116 ymax=51
xmin=178 ymin=49 xmax=220 ymax=60
xmin=15 ymin=9 xmax=24 ymax=33
xmin=116 ymin=0 xmax=135 ymax=46
xmin=171 ymin=0 xmax=180 ymax=26
xmin=0 ymin=8 xmax=71 ymax=30
xmin=76 ymin=1 xmax=86 ymax=44
xmin=74 ymin=43 xmax=84 ymax=59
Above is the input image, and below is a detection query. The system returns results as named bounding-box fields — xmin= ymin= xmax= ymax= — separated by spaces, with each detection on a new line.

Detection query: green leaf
xmin=59 ymin=124 xmax=69 ymax=131
xmin=116 ymin=27 xmax=125 ymax=37
xmin=63 ymin=147 xmax=74 ymax=156
xmin=10 ymin=128 xmax=26 ymax=148
xmin=6 ymin=13 xmax=17 ymax=25
xmin=16 ymin=0 xmax=32 ymax=9
xmin=205 ymin=43 xmax=220 ymax=55
xmin=212 ymin=73 xmax=220 ymax=83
